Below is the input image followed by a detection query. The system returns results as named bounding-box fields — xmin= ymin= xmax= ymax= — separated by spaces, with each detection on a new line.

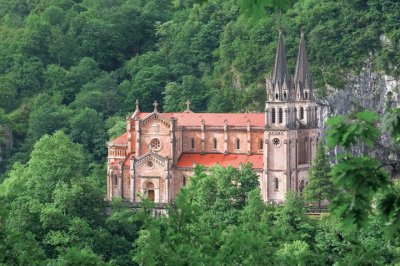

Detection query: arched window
xmin=283 ymin=91 xmax=287 ymax=99
xmin=236 ymin=138 xmax=240 ymax=150
xmin=278 ymin=108 xmax=283 ymax=124
xmin=274 ymin=178 xmax=279 ymax=190
xmin=259 ymin=139 xmax=263 ymax=150
xmin=271 ymin=108 xmax=276 ymax=124
xmin=191 ymin=138 xmax=195 ymax=149
xmin=300 ymin=107 xmax=304 ymax=120
xmin=305 ymin=91 xmax=308 ymax=99
xmin=213 ymin=138 xmax=218 ymax=150
xmin=113 ymin=175 xmax=118 ymax=187
xmin=275 ymin=93 xmax=279 ymax=100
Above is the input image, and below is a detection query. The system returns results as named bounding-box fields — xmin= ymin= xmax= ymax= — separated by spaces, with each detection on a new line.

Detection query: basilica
xmin=106 ymin=30 xmax=319 ymax=204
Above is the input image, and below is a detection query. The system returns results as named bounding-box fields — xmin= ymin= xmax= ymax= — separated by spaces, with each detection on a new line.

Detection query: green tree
xmin=27 ymin=94 xmax=72 ymax=144
xmin=304 ymin=142 xmax=335 ymax=208
xmin=163 ymin=75 xmax=208 ymax=112
xmin=68 ymin=108 xmax=107 ymax=161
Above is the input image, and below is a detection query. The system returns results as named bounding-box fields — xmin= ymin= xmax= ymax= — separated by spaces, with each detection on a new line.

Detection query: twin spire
xmin=272 ymin=30 xmax=291 ymax=90
xmin=269 ymin=29 xmax=313 ymax=100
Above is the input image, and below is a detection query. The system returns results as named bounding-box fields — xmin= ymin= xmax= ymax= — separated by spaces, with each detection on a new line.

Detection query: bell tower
xmin=263 ymin=30 xmax=319 ymax=203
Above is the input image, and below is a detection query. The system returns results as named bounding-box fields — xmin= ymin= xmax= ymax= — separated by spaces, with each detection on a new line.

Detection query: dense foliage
xmin=0 ymin=0 xmax=400 ymax=264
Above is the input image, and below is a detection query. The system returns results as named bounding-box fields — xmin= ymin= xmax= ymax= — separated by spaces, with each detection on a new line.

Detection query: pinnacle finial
xmin=185 ymin=100 xmax=191 ymax=111
xmin=135 ymin=99 xmax=140 ymax=112
xmin=153 ymin=100 xmax=159 ymax=112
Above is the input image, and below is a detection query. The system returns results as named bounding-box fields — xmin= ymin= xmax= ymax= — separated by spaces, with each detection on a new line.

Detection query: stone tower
xmin=263 ymin=30 xmax=318 ymax=203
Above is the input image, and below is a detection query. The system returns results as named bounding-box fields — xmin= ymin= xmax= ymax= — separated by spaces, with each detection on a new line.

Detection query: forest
xmin=0 ymin=0 xmax=400 ymax=264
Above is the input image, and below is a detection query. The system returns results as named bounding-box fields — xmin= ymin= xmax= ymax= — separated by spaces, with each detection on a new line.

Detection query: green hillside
xmin=0 ymin=0 xmax=399 ymax=264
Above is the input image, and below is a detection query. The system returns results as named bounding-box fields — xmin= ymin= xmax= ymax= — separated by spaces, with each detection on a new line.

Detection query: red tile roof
xmin=176 ymin=153 xmax=263 ymax=169
xmin=109 ymin=132 xmax=128 ymax=145
xmin=138 ymin=112 xmax=264 ymax=127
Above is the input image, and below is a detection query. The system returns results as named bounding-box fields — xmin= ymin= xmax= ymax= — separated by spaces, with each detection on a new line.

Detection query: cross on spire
xmin=153 ymin=100 xmax=159 ymax=112
xmin=185 ymin=100 xmax=191 ymax=111
xmin=135 ymin=99 xmax=140 ymax=112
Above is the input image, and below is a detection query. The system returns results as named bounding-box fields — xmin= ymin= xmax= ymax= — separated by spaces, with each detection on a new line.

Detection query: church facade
xmin=106 ymin=31 xmax=319 ymax=204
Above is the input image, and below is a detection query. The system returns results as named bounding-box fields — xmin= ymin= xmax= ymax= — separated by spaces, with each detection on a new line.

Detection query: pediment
xmin=140 ymin=113 xmax=170 ymax=128
xmin=134 ymin=152 xmax=167 ymax=168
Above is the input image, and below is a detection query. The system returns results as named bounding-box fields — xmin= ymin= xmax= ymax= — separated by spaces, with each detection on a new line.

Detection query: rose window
xmin=150 ymin=138 xmax=161 ymax=151
xmin=272 ymin=138 xmax=281 ymax=147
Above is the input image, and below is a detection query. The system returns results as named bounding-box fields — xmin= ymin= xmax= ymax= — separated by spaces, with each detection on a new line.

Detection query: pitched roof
xmin=176 ymin=153 xmax=263 ymax=169
xmin=109 ymin=132 xmax=128 ymax=145
xmin=138 ymin=112 xmax=264 ymax=127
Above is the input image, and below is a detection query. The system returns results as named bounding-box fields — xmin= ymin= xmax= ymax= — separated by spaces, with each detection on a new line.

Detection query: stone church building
xmin=107 ymin=31 xmax=319 ymax=204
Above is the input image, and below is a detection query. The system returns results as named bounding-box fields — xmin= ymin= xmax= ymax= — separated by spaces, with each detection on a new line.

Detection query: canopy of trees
xmin=0 ymin=0 xmax=399 ymax=264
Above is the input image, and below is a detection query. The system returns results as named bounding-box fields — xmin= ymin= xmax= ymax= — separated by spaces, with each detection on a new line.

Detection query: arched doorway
xmin=148 ymin=189 xmax=155 ymax=202
xmin=143 ymin=181 xmax=155 ymax=202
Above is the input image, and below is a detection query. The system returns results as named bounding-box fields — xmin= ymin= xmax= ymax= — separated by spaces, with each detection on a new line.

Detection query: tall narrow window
xmin=271 ymin=108 xmax=276 ymax=124
xmin=191 ymin=138 xmax=195 ymax=149
xmin=300 ymin=107 xmax=304 ymax=120
xmin=259 ymin=138 xmax=263 ymax=150
xmin=274 ymin=178 xmax=279 ymax=190
xmin=113 ymin=175 xmax=118 ymax=187
xmin=213 ymin=138 xmax=217 ymax=150
xmin=305 ymin=91 xmax=308 ymax=99
xmin=183 ymin=176 xmax=186 ymax=187
xmin=236 ymin=138 xmax=240 ymax=150
xmin=278 ymin=108 xmax=283 ymax=123
xmin=294 ymin=107 xmax=297 ymax=119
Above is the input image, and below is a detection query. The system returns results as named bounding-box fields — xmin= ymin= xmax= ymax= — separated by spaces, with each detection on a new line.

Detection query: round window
xmin=272 ymin=138 xmax=281 ymax=147
xmin=147 ymin=160 xmax=154 ymax=168
xmin=150 ymin=138 xmax=161 ymax=151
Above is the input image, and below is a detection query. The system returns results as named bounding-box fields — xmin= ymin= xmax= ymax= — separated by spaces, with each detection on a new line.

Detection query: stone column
xmin=170 ymin=118 xmax=177 ymax=163
xmin=130 ymin=158 xmax=135 ymax=202
xmin=155 ymin=187 xmax=160 ymax=203
xmin=118 ymin=162 xmax=123 ymax=197
xmin=135 ymin=118 xmax=141 ymax=157
xmin=247 ymin=121 xmax=251 ymax=155
xmin=165 ymin=159 xmax=170 ymax=203
xmin=224 ymin=120 xmax=228 ymax=154
xmin=201 ymin=120 xmax=205 ymax=154
xmin=127 ymin=117 xmax=132 ymax=153
xmin=284 ymin=108 xmax=289 ymax=128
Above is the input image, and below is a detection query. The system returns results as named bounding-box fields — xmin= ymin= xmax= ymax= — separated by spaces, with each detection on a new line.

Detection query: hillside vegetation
xmin=0 ymin=0 xmax=400 ymax=264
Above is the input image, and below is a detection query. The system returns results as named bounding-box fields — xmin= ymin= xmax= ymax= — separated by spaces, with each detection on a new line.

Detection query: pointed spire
xmin=272 ymin=29 xmax=291 ymax=89
xmin=294 ymin=30 xmax=312 ymax=94
xmin=135 ymin=99 xmax=140 ymax=112
xmin=131 ymin=99 xmax=140 ymax=119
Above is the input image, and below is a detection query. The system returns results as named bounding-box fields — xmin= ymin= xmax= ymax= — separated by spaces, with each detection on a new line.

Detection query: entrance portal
xmin=148 ymin=189 xmax=155 ymax=202
xmin=143 ymin=181 xmax=156 ymax=202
